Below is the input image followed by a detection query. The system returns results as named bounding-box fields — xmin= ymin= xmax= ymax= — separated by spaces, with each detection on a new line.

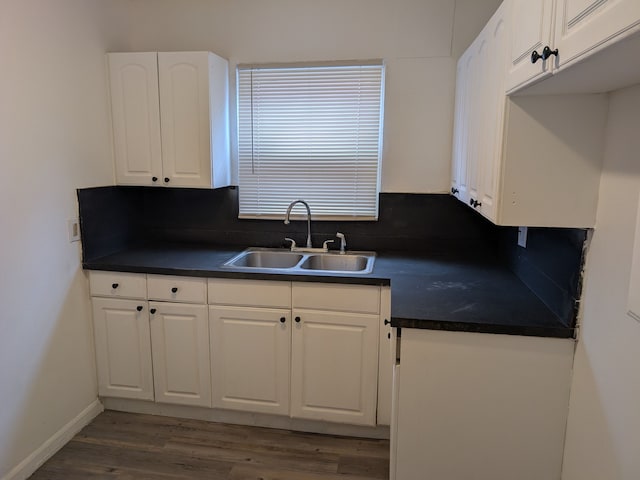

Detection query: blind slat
xmin=237 ymin=64 xmax=385 ymax=219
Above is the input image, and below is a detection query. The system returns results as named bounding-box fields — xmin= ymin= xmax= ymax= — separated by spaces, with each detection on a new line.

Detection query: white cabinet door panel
xmin=108 ymin=53 xmax=162 ymax=185
xmin=149 ymin=302 xmax=211 ymax=407
xmin=291 ymin=309 xmax=379 ymax=426
xmin=92 ymin=297 xmax=154 ymax=400
xmin=210 ymin=306 xmax=291 ymax=415
xmin=555 ymin=0 xmax=640 ymax=67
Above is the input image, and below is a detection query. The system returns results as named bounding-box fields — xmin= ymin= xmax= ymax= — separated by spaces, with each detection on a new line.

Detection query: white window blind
xmin=237 ymin=63 xmax=385 ymax=220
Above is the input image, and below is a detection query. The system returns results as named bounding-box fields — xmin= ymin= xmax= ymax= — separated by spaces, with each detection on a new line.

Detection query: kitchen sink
xmin=300 ymin=254 xmax=371 ymax=272
xmin=222 ymin=248 xmax=375 ymax=274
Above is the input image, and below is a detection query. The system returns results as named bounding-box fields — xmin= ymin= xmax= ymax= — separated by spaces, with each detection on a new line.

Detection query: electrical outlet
xmin=517 ymin=226 xmax=528 ymax=248
xmin=68 ymin=218 xmax=80 ymax=242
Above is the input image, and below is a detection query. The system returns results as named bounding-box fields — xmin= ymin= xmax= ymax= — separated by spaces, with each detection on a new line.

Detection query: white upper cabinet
xmin=555 ymin=0 xmax=640 ymax=68
xmin=507 ymin=0 xmax=640 ymax=93
xmin=108 ymin=53 xmax=163 ymax=185
xmin=506 ymin=0 xmax=555 ymax=92
xmin=452 ymin=1 xmax=608 ymax=227
xmin=108 ymin=51 xmax=230 ymax=188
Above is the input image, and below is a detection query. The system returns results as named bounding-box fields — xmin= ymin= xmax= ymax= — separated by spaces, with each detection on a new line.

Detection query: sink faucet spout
xmin=284 ymin=200 xmax=313 ymax=248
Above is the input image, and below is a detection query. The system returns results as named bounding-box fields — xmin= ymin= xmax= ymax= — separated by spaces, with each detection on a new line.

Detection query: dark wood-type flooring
xmin=29 ymin=410 xmax=390 ymax=479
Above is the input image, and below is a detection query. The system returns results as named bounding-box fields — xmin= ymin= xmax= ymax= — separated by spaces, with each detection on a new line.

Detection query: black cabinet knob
xmin=531 ymin=49 xmax=543 ymax=64
xmin=470 ymin=199 xmax=482 ymax=208
xmin=136 ymin=305 xmax=143 ymax=312
xmin=384 ymin=319 xmax=390 ymax=325
xmin=112 ymin=283 xmax=119 ymax=289
xmin=469 ymin=198 xmax=474 ymax=206
xmin=164 ymin=177 xmax=170 ymax=183
xmin=451 ymin=187 xmax=459 ymax=195
xmin=171 ymin=287 xmax=178 ymax=293
xmin=152 ymin=176 xmax=158 ymax=182
xmin=150 ymin=308 xmax=157 ymax=314
xmin=295 ymin=316 xmax=301 ymax=323
xmin=542 ymin=45 xmax=558 ymax=60
xmin=280 ymin=317 xmax=286 ymax=323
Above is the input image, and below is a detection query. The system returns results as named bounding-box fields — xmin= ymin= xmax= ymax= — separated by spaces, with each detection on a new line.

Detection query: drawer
xmin=147 ymin=275 xmax=207 ymax=304
xmin=292 ymin=282 xmax=380 ymax=314
xmin=89 ymin=271 xmax=147 ymax=299
xmin=208 ymin=278 xmax=291 ymax=308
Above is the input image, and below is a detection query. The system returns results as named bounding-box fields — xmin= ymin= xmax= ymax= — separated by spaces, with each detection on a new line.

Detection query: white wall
xmin=562 ymin=84 xmax=640 ymax=480
xmin=119 ymin=0 xmax=501 ymax=193
xmin=0 ymin=1 xmax=128 ymax=477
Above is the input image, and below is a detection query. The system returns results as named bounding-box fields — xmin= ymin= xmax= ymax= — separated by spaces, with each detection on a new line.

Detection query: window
xmin=237 ymin=62 xmax=385 ymax=220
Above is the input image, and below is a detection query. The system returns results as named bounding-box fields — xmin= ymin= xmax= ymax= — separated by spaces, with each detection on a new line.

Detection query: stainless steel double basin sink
xmin=222 ymin=248 xmax=375 ymax=275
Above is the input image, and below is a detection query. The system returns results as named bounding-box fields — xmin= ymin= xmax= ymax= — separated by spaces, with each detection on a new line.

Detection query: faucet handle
xmin=284 ymin=238 xmax=297 ymax=251
xmin=322 ymin=239 xmax=335 ymax=251
xmin=336 ymin=232 xmax=346 ymax=253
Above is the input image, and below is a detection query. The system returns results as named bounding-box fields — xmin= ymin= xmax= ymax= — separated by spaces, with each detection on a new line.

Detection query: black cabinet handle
xmin=136 ymin=305 xmax=143 ymax=312
xmin=164 ymin=177 xmax=170 ymax=183
xmin=152 ymin=176 xmax=158 ymax=182
xmin=150 ymin=308 xmax=156 ymax=314
xmin=280 ymin=317 xmax=286 ymax=323
xmin=542 ymin=46 xmax=558 ymax=60
xmin=112 ymin=283 xmax=119 ymax=289
xmin=295 ymin=316 xmax=301 ymax=323
xmin=384 ymin=319 xmax=390 ymax=325
xmin=471 ymin=199 xmax=482 ymax=208
xmin=451 ymin=187 xmax=459 ymax=195
xmin=469 ymin=198 xmax=474 ymax=206
xmin=171 ymin=287 xmax=178 ymax=293
xmin=531 ymin=49 xmax=543 ymax=63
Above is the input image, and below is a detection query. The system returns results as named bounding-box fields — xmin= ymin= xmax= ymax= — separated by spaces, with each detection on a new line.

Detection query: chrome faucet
xmin=284 ymin=200 xmax=312 ymax=248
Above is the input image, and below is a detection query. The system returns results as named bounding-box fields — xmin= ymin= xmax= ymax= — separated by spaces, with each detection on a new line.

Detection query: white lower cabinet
xmin=209 ymin=305 xmax=291 ymax=415
xmin=149 ymin=301 xmax=211 ymax=407
xmin=91 ymin=297 xmax=154 ymax=400
xmin=290 ymin=309 xmax=379 ymax=426
xmin=392 ymin=328 xmax=575 ymax=480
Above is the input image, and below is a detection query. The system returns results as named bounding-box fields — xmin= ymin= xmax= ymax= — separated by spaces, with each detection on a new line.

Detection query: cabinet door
xmin=158 ymin=52 xmax=213 ymax=188
xmin=477 ymin=4 xmax=509 ymax=222
xmin=209 ymin=306 xmax=291 ymax=415
xmin=506 ymin=0 xmax=554 ymax=92
xmin=92 ymin=297 xmax=154 ymax=400
xmin=107 ymin=53 xmax=163 ymax=186
xmin=450 ymin=50 xmax=472 ymax=205
xmin=290 ymin=309 xmax=379 ymax=426
xmin=554 ymin=0 xmax=640 ymax=68
xmin=149 ymin=302 xmax=211 ymax=407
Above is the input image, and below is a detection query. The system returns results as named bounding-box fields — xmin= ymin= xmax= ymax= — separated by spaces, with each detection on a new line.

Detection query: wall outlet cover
xmin=68 ymin=218 xmax=80 ymax=242
xmin=517 ymin=226 xmax=528 ymax=248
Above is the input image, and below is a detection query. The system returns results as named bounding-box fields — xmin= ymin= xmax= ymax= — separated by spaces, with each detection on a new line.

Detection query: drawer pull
xmin=295 ymin=316 xmax=301 ymax=323
xmin=150 ymin=308 xmax=157 ymax=314
xmin=171 ymin=287 xmax=178 ymax=293
xmin=280 ymin=317 xmax=286 ymax=323
xmin=136 ymin=305 xmax=143 ymax=312
xmin=384 ymin=319 xmax=390 ymax=325
xmin=112 ymin=283 xmax=119 ymax=289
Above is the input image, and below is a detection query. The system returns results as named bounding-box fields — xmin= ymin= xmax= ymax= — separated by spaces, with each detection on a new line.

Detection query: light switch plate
xmin=68 ymin=218 xmax=80 ymax=242
xmin=517 ymin=227 xmax=528 ymax=248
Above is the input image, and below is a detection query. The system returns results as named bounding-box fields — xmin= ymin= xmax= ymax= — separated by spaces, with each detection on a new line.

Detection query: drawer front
xmin=147 ymin=275 xmax=207 ymax=304
xmin=89 ymin=271 xmax=147 ymax=299
xmin=208 ymin=278 xmax=291 ymax=308
xmin=292 ymin=282 xmax=380 ymax=314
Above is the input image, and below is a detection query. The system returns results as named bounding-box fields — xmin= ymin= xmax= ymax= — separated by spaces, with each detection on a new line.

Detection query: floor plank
xmin=29 ymin=411 xmax=390 ymax=480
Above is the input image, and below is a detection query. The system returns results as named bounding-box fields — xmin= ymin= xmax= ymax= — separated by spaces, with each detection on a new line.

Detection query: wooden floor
xmin=30 ymin=410 xmax=390 ymax=479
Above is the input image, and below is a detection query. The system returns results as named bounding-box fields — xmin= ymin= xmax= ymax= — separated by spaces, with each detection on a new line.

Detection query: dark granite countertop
xmin=83 ymin=244 xmax=574 ymax=339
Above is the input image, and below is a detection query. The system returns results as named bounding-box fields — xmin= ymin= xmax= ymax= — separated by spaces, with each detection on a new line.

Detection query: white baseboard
xmin=2 ymin=399 xmax=104 ymax=480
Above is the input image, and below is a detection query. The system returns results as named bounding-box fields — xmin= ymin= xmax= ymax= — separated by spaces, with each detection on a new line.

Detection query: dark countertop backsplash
xmin=78 ymin=185 xmax=587 ymax=329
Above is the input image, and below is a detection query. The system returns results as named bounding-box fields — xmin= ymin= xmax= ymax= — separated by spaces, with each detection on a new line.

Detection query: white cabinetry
xmin=90 ymin=272 xmax=154 ymax=400
xmin=452 ymin=0 xmax=608 ymax=227
xmin=90 ymin=272 xmax=211 ymax=407
xmin=392 ymin=328 xmax=574 ymax=480
xmin=107 ymin=51 xmax=230 ymax=188
xmin=291 ymin=283 xmax=380 ymax=426
xmin=507 ymin=0 xmax=640 ymax=92
xmin=209 ymin=279 xmax=291 ymax=415
xmin=208 ymin=279 xmax=385 ymax=426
